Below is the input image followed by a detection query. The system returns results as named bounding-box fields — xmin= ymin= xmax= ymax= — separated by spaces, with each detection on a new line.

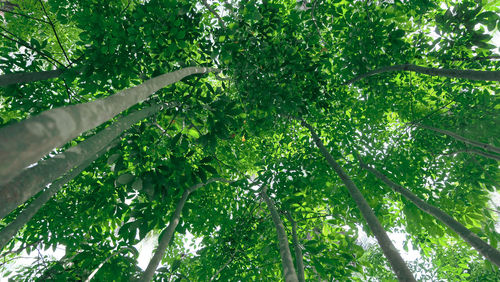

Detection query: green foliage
xmin=1 ymin=0 xmax=499 ymax=280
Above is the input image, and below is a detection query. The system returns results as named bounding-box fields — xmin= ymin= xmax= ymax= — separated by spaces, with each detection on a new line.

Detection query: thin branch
xmin=346 ymin=64 xmax=500 ymax=84
xmin=0 ymin=26 xmax=64 ymax=67
xmin=0 ymin=8 xmax=49 ymax=23
xmin=311 ymin=0 xmax=327 ymax=47
xmin=209 ymin=248 xmax=239 ymax=281
xmin=439 ymin=149 xmax=500 ymax=161
xmin=38 ymin=0 xmax=71 ymax=65
xmin=201 ymin=0 xmax=226 ymax=29
xmin=418 ymin=124 xmax=500 ymax=154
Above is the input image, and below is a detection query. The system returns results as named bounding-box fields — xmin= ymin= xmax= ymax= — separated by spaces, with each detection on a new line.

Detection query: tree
xmin=1 ymin=0 xmax=499 ymax=281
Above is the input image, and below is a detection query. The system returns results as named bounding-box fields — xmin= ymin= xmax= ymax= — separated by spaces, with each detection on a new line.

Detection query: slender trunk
xmin=346 ymin=64 xmax=500 ymax=84
xmin=0 ymin=139 xmax=118 ymax=250
xmin=0 ymin=103 xmax=169 ymax=219
xmin=285 ymin=212 xmax=305 ymax=282
xmin=419 ymin=124 xmax=500 ymax=155
xmin=260 ymin=187 xmax=299 ymax=282
xmin=360 ymin=161 xmax=500 ymax=268
xmin=0 ymin=69 xmax=64 ymax=86
xmin=300 ymin=120 xmax=416 ymax=282
xmin=139 ymin=178 xmax=230 ymax=282
xmin=0 ymin=66 xmax=217 ymax=185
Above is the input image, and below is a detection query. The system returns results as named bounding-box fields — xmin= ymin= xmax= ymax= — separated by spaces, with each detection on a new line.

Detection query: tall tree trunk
xmin=360 ymin=160 xmax=500 ymax=268
xmin=285 ymin=212 xmax=305 ymax=282
xmin=139 ymin=178 xmax=230 ymax=282
xmin=0 ymin=139 xmax=118 ymax=250
xmin=300 ymin=120 xmax=416 ymax=282
xmin=346 ymin=64 xmax=500 ymax=84
xmin=0 ymin=103 xmax=170 ymax=219
xmin=0 ymin=66 xmax=217 ymax=185
xmin=419 ymin=124 xmax=500 ymax=155
xmin=0 ymin=69 xmax=64 ymax=86
xmin=260 ymin=187 xmax=299 ymax=282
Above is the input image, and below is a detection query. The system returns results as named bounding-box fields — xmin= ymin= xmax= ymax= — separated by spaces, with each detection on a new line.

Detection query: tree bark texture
xmin=0 ymin=103 xmax=167 ymax=219
xmin=139 ymin=178 xmax=229 ymax=282
xmin=0 ymin=139 xmax=118 ymax=250
xmin=346 ymin=64 xmax=500 ymax=84
xmin=361 ymin=162 xmax=500 ymax=268
xmin=301 ymin=120 xmax=416 ymax=282
xmin=0 ymin=69 xmax=64 ymax=86
xmin=285 ymin=212 xmax=305 ymax=282
xmin=419 ymin=124 xmax=500 ymax=155
xmin=0 ymin=66 xmax=217 ymax=185
xmin=260 ymin=188 xmax=299 ymax=282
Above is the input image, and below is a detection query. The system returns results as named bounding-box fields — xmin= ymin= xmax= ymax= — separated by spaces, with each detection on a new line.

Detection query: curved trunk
xmin=0 ymin=66 xmax=217 ymax=185
xmin=301 ymin=120 xmax=416 ymax=282
xmin=0 ymin=69 xmax=64 ymax=86
xmin=361 ymin=162 xmax=500 ymax=268
xmin=346 ymin=64 xmax=500 ymax=84
xmin=260 ymin=188 xmax=299 ymax=282
xmin=139 ymin=178 xmax=229 ymax=282
xmin=0 ymin=139 xmax=118 ymax=250
xmin=0 ymin=104 xmax=167 ymax=219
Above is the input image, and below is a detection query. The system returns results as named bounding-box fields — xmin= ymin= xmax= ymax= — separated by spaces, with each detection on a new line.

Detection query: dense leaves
xmin=1 ymin=0 xmax=499 ymax=281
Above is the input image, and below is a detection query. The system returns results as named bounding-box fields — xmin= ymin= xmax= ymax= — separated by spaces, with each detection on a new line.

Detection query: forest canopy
xmin=0 ymin=0 xmax=499 ymax=281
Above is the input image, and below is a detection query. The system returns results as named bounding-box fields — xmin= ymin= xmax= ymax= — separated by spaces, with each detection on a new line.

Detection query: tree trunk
xmin=139 ymin=178 xmax=230 ymax=282
xmin=0 ymin=69 xmax=64 ymax=86
xmin=301 ymin=120 xmax=416 ymax=282
xmin=419 ymin=124 xmax=500 ymax=155
xmin=360 ymin=161 xmax=500 ymax=268
xmin=346 ymin=64 xmax=500 ymax=84
xmin=0 ymin=103 xmax=169 ymax=219
xmin=0 ymin=66 xmax=217 ymax=185
xmin=0 ymin=139 xmax=118 ymax=250
xmin=260 ymin=187 xmax=299 ymax=282
xmin=285 ymin=212 xmax=305 ymax=282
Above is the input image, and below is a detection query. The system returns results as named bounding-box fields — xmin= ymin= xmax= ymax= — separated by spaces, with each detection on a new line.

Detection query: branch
xmin=346 ymin=64 xmax=500 ymax=84
xmin=311 ymin=0 xmax=326 ymax=47
xmin=418 ymin=124 xmax=500 ymax=155
xmin=0 ymin=8 xmax=49 ymax=23
xmin=201 ymin=0 xmax=226 ymax=29
xmin=38 ymin=0 xmax=71 ymax=65
xmin=209 ymin=247 xmax=239 ymax=281
xmin=0 ymin=26 xmax=64 ymax=67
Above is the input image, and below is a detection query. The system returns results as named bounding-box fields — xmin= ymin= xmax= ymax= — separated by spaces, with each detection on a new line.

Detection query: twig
xmin=38 ymin=0 xmax=71 ymax=65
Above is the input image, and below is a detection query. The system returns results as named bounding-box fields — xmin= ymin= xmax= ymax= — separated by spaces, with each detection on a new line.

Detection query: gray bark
xmin=346 ymin=64 xmax=500 ymax=84
xmin=361 ymin=161 xmax=500 ymax=268
xmin=0 ymin=103 xmax=169 ymax=219
xmin=285 ymin=212 xmax=305 ymax=282
xmin=301 ymin=120 xmax=416 ymax=282
xmin=139 ymin=178 xmax=230 ymax=282
xmin=0 ymin=69 xmax=64 ymax=86
xmin=0 ymin=66 xmax=217 ymax=185
xmin=260 ymin=187 xmax=299 ymax=282
xmin=0 ymin=139 xmax=118 ymax=250
xmin=419 ymin=124 xmax=500 ymax=155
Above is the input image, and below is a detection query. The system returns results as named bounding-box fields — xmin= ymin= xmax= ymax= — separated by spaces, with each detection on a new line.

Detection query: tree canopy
xmin=0 ymin=0 xmax=499 ymax=280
